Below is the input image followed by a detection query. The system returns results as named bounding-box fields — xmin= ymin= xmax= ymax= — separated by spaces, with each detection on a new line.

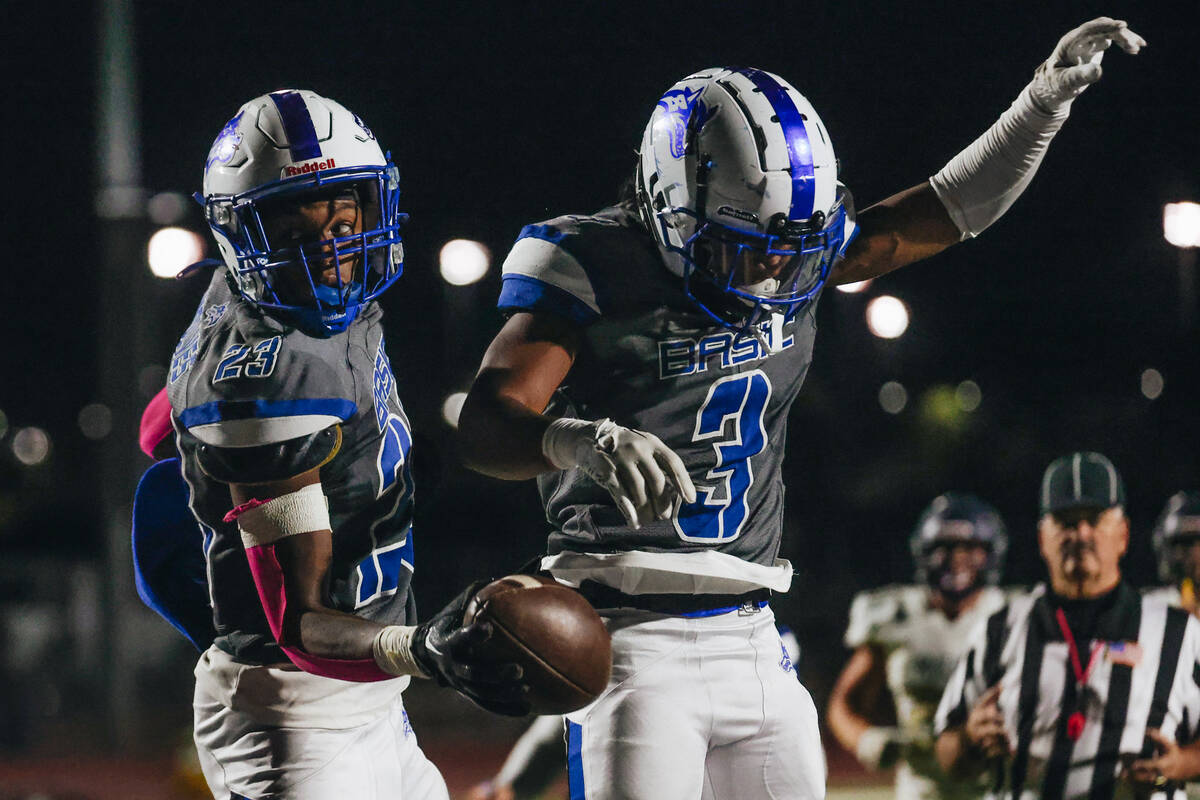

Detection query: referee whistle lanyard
xmin=1055 ymin=607 xmax=1105 ymax=741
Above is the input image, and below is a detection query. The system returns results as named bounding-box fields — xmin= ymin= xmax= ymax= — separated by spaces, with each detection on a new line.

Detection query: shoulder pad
xmin=176 ymin=326 xmax=356 ymax=447
xmin=194 ymin=425 xmax=341 ymax=484
xmin=845 ymin=585 xmax=923 ymax=648
xmin=497 ymin=206 xmax=664 ymax=323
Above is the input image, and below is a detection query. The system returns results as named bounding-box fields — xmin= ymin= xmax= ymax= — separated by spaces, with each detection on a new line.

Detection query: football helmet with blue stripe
xmin=637 ymin=68 xmax=852 ymax=329
xmin=910 ymin=493 xmax=1008 ymax=596
xmin=201 ymin=90 xmax=406 ymax=336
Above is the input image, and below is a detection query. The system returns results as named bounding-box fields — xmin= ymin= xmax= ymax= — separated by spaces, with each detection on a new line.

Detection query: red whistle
xmin=1067 ymin=711 xmax=1085 ymax=740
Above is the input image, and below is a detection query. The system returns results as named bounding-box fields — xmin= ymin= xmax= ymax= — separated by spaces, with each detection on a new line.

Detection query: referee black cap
xmin=1039 ymin=451 xmax=1126 ymax=516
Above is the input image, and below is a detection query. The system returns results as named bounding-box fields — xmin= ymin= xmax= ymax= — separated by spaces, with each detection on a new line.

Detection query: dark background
xmin=1 ymin=0 xmax=1196 ymax=784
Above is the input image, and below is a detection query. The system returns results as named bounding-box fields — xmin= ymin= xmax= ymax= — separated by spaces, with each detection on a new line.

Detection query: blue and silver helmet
xmin=637 ymin=68 xmax=856 ymax=332
xmin=201 ymin=90 xmax=406 ymax=337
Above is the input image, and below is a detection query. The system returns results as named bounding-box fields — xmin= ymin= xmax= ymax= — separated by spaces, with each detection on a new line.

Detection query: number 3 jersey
xmin=497 ymin=202 xmax=855 ymax=595
xmin=167 ymin=270 xmax=416 ymax=665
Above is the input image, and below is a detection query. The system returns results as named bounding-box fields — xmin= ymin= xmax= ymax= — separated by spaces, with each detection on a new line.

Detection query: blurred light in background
xmin=13 ymin=427 xmax=51 ymax=466
xmin=835 ymin=279 xmax=872 ymax=294
xmin=866 ymin=295 xmax=909 ymax=338
xmin=78 ymin=403 xmax=114 ymax=440
xmin=148 ymin=226 xmax=205 ymax=278
xmin=439 ymin=239 xmax=491 ymax=286
xmin=147 ymin=191 xmax=192 ymax=225
xmin=0 ymin=408 xmax=7 ymax=439
xmin=1141 ymin=368 xmax=1164 ymax=400
xmin=442 ymin=392 xmax=468 ymax=427
xmin=956 ymin=380 xmax=982 ymax=412
xmin=1163 ymin=202 xmax=1200 ymax=248
xmin=879 ymin=381 xmax=908 ymax=414
xmin=920 ymin=385 xmax=970 ymax=432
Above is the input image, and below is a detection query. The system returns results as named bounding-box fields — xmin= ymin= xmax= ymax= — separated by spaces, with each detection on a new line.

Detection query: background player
xmin=828 ymin=493 xmax=1010 ymax=799
xmin=1148 ymin=492 xmax=1200 ymax=616
xmin=154 ymin=90 xmax=525 ymax=800
xmin=456 ymin=17 xmax=1143 ymax=800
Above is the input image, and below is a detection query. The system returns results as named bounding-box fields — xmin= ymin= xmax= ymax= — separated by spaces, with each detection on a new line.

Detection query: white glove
xmin=1029 ymin=17 xmax=1145 ymax=113
xmin=542 ymin=418 xmax=697 ymax=529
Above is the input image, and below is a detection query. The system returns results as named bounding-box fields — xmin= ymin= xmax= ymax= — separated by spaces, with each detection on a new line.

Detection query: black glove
xmin=412 ymin=580 xmax=531 ymax=717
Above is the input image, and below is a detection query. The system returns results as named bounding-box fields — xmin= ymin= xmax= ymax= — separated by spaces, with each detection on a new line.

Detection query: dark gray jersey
xmin=497 ymin=203 xmax=856 ymax=593
xmin=167 ymin=271 xmax=416 ymax=664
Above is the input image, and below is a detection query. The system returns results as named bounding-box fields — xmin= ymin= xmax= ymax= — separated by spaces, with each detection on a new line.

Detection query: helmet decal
xmin=206 ymin=110 xmax=244 ymax=171
xmin=268 ymin=90 xmax=323 ymax=162
xmin=655 ymin=86 xmax=703 ymax=159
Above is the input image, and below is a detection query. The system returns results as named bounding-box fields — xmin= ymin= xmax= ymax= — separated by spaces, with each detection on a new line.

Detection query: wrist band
xmin=373 ymin=625 xmax=429 ymax=678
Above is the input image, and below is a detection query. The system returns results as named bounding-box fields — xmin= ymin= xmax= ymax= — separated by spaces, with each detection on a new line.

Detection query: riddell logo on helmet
xmin=283 ymin=158 xmax=336 ymax=177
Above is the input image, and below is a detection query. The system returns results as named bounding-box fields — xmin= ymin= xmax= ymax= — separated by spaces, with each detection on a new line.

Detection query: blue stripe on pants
xmin=567 ymin=719 xmax=585 ymax=799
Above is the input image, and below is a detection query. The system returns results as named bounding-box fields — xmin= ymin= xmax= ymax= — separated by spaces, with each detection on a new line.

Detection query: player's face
xmin=927 ymin=541 xmax=989 ymax=596
xmin=1039 ymin=506 xmax=1129 ymax=595
xmin=1170 ymin=537 xmax=1200 ymax=587
xmin=693 ymin=230 xmax=802 ymax=294
xmin=261 ymin=191 xmax=364 ymax=302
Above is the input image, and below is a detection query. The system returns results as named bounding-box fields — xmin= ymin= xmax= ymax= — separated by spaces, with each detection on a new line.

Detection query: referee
xmin=935 ymin=452 xmax=1200 ymax=799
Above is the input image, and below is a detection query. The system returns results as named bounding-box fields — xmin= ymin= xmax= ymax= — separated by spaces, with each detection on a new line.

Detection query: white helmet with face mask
xmin=201 ymin=89 xmax=405 ymax=337
xmin=637 ymin=67 xmax=854 ymax=331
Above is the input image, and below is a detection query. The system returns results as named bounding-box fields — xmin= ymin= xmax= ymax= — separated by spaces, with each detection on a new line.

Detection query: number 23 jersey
xmin=497 ymin=201 xmax=855 ymax=595
xmin=166 ymin=270 xmax=416 ymax=665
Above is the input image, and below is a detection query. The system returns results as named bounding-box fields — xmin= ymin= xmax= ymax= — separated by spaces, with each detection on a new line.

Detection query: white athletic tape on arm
xmin=236 ymin=483 xmax=331 ymax=548
xmin=373 ymin=625 xmax=430 ymax=678
xmin=929 ymin=84 xmax=1069 ymax=240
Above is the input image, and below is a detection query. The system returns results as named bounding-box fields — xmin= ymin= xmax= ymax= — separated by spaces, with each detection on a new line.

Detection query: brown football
xmin=463 ymin=575 xmax=612 ymax=715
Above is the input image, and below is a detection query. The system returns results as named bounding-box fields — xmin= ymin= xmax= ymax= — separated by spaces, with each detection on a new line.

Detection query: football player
xmin=456 ymin=19 xmax=1143 ymax=800
xmin=827 ymin=494 xmax=1011 ymax=800
xmin=1147 ymin=492 xmax=1200 ymax=615
xmin=153 ymin=90 xmax=525 ymax=800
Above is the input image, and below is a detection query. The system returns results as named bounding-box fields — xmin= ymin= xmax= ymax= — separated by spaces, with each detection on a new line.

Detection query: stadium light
xmin=79 ymin=403 xmax=114 ymax=440
xmin=147 ymin=191 xmax=192 ymax=225
xmin=439 ymin=239 xmax=491 ymax=286
xmin=12 ymin=427 xmax=51 ymax=466
xmin=956 ymin=380 xmax=982 ymax=412
xmin=148 ymin=227 xmax=205 ymax=278
xmin=879 ymin=381 xmax=908 ymax=414
xmin=1141 ymin=368 xmax=1164 ymax=400
xmin=1164 ymin=203 xmax=1200 ymax=249
xmin=866 ymin=295 xmax=909 ymax=339
xmin=442 ymin=392 xmax=468 ymax=427
xmin=835 ymin=279 xmax=872 ymax=294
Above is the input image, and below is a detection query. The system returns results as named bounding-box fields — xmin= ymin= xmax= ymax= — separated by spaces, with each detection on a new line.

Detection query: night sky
xmin=4 ymin=1 xmax=1199 ymax=719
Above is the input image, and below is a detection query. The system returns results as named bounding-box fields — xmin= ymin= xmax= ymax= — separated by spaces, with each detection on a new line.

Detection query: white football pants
xmin=565 ymin=604 xmax=825 ymax=799
xmin=192 ymin=645 xmax=448 ymax=800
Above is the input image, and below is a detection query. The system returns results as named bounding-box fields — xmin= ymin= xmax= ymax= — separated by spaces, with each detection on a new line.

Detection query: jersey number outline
xmin=212 ymin=337 xmax=281 ymax=383
xmin=673 ymin=370 xmax=772 ymax=543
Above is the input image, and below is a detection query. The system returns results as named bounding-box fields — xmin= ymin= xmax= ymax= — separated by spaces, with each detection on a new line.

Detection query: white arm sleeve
xmin=929 ymin=84 xmax=1070 ymax=240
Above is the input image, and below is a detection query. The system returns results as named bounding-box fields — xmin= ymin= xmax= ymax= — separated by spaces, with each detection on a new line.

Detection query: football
xmin=463 ymin=575 xmax=612 ymax=715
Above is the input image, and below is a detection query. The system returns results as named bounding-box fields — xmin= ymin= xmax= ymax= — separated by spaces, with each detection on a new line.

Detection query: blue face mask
xmin=205 ymin=164 xmax=407 ymax=337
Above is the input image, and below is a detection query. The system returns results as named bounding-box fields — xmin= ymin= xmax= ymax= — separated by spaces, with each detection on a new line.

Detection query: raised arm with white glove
xmin=542 ymin=417 xmax=697 ymax=529
xmin=931 ymin=17 xmax=1145 ymax=239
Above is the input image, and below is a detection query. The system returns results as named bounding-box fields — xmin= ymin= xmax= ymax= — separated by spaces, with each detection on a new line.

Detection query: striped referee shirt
xmin=934 ymin=582 xmax=1200 ymax=800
